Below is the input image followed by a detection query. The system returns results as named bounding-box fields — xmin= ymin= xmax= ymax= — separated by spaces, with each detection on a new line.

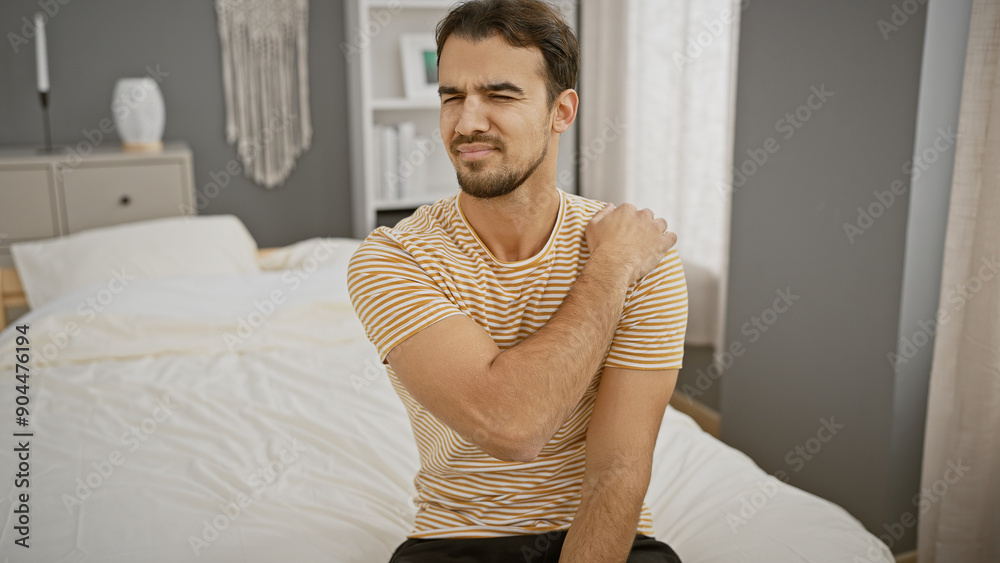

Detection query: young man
xmin=347 ymin=1 xmax=687 ymax=561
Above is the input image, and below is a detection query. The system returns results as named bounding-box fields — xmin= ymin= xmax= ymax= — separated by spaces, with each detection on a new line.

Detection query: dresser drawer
xmin=0 ymin=166 xmax=60 ymax=241
xmin=59 ymin=162 xmax=188 ymax=233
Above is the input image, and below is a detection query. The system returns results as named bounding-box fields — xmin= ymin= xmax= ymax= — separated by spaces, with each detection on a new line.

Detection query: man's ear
xmin=552 ymin=89 xmax=579 ymax=133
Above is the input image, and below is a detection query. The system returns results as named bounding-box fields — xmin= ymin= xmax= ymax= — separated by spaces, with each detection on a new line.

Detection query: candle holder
xmin=35 ymin=12 xmax=54 ymax=153
xmin=38 ymin=90 xmax=53 ymax=153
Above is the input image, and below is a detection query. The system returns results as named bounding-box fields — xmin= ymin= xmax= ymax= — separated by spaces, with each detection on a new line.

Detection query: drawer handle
xmin=119 ymin=195 xmax=131 ymax=206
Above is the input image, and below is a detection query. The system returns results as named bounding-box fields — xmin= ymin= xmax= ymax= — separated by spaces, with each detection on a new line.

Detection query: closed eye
xmin=491 ymin=95 xmax=515 ymax=100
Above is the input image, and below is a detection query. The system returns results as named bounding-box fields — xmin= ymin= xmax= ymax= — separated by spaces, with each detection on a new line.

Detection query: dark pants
xmin=388 ymin=530 xmax=682 ymax=563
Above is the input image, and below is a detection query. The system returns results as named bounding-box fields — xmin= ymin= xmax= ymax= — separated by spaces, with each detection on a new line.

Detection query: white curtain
xmin=918 ymin=0 xmax=1000 ymax=561
xmin=579 ymin=0 xmax=740 ymax=349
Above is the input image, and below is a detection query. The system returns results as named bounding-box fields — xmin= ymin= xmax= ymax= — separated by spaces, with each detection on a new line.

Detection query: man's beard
xmin=452 ymin=134 xmax=548 ymax=200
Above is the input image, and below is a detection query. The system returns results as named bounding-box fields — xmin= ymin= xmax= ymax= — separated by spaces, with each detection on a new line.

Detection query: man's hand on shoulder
xmin=585 ymin=203 xmax=678 ymax=285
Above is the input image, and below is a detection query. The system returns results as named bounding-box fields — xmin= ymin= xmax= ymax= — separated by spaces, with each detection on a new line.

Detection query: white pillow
xmin=11 ymin=215 xmax=260 ymax=309
xmin=258 ymin=237 xmax=362 ymax=271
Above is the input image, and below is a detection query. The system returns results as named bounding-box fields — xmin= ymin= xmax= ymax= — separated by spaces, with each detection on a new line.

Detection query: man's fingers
xmin=664 ymin=231 xmax=678 ymax=247
xmin=590 ymin=202 xmax=615 ymax=223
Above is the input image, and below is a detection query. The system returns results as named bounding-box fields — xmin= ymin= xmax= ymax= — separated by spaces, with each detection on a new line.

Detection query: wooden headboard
xmin=0 ymin=247 xmax=283 ymax=329
xmin=0 ymin=268 xmax=26 ymax=329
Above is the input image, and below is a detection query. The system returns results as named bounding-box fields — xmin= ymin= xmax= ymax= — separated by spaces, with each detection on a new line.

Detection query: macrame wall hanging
xmin=216 ymin=0 xmax=312 ymax=188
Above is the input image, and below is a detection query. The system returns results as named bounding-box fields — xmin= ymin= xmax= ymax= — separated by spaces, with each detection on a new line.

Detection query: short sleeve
xmin=603 ymin=248 xmax=688 ymax=370
xmin=347 ymin=231 xmax=465 ymax=363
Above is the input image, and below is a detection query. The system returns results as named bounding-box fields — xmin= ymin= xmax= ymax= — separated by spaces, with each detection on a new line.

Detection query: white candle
xmin=35 ymin=13 xmax=49 ymax=93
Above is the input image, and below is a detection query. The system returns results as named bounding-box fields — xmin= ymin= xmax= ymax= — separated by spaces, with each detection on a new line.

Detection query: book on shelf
xmin=396 ymin=121 xmax=417 ymax=201
xmin=375 ymin=121 xmax=432 ymax=204
xmin=376 ymin=124 xmax=399 ymax=201
xmin=371 ymin=124 xmax=382 ymax=201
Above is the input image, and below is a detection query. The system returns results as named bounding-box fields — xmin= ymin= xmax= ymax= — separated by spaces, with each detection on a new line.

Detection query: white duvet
xmin=0 ymin=264 xmax=892 ymax=562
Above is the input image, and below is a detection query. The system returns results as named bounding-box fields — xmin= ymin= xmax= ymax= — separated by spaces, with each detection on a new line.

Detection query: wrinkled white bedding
xmin=0 ymin=265 xmax=892 ymax=562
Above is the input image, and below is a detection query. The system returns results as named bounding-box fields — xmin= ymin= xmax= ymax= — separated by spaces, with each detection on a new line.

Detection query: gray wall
xmin=0 ymin=0 xmax=352 ymax=247
xmin=721 ymin=0 xmax=933 ymax=553
xmin=889 ymin=0 xmax=972 ymax=553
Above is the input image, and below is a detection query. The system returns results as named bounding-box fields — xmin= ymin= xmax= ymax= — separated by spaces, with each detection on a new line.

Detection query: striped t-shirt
xmin=347 ymin=187 xmax=688 ymax=539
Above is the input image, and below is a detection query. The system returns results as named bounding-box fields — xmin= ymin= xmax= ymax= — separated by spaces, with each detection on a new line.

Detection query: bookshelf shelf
xmin=375 ymin=192 xmax=456 ymax=211
xmin=372 ymin=97 xmax=440 ymax=110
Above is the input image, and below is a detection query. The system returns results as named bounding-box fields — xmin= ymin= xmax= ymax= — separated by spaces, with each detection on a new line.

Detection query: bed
xmin=0 ymin=216 xmax=894 ymax=562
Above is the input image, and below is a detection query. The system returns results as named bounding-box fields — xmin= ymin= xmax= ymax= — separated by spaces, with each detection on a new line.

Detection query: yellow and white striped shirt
xmin=347 ymin=188 xmax=688 ymax=539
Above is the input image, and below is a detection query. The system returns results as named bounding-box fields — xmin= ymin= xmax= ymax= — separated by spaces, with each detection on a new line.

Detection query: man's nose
xmin=455 ymin=97 xmax=490 ymax=136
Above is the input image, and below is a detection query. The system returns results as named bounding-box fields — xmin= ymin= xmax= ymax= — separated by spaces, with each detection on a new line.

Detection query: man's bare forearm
xmin=485 ymin=251 xmax=632 ymax=458
xmin=559 ymin=465 xmax=648 ymax=562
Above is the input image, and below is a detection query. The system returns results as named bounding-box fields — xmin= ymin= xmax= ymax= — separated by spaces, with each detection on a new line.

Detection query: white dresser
xmin=0 ymin=142 xmax=195 ymax=267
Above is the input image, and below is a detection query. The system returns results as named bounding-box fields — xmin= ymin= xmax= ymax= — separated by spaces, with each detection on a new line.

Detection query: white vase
xmin=111 ymin=77 xmax=165 ymax=151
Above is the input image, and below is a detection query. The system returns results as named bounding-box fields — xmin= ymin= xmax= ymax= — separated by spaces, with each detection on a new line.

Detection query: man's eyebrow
xmin=479 ymin=82 xmax=525 ymax=95
xmin=437 ymin=82 xmax=526 ymax=96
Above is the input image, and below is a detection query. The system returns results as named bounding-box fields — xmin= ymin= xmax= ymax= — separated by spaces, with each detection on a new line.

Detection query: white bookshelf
xmin=344 ymin=0 xmax=579 ymax=238
xmin=370 ymin=97 xmax=440 ymax=110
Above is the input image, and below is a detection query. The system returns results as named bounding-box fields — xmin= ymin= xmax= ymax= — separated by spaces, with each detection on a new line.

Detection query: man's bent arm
xmin=386 ymin=249 xmax=633 ymax=462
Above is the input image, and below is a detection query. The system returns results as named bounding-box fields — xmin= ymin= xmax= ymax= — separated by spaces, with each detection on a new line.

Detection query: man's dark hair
xmin=435 ymin=0 xmax=579 ymax=108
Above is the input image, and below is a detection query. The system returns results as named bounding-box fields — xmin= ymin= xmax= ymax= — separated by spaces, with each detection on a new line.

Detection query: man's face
xmin=438 ymin=34 xmax=555 ymax=199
